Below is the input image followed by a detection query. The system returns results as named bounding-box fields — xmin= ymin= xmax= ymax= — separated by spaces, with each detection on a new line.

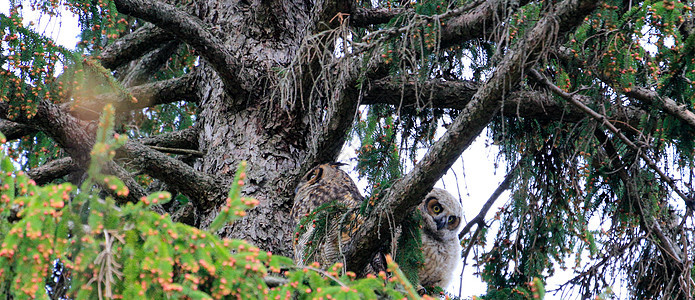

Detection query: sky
xmin=0 ymin=2 xmax=626 ymax=299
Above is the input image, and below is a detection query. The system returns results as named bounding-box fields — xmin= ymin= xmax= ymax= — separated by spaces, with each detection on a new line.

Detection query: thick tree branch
xmin=70 ymin=73 xmax=199 ymax=120
xmin=140 ymin=126 xmax=200 ymax=150
xmin=363 ymin=77 xmax=648 ymax=126
xmin=0 ymin=101 xmax=94 ymax=167
xmin=350 ymin=7 xmax=406 ymax=27
xmin=26 ymin=157 xmax=78 ymax=185
xmin=0 ymin=100 xmax=147 ymax=202
xmin=624 ymin=87 xmax=695 ymax=130
xmin=362 ymin=77 xmax=478 ymax=108
xmin=100 ymin=23 xmax=172 ymax=70
xmin=343 ymin=0 xmax=597 ymax=273
xmin=0 ymin=119 xmax=37 ymax=141
xmin=440 ymin=0 xmax=530 ymax=49
xmin=120 ymin=40 xmax=181 ymax=87
xmin=114 ymin=0 xmax=245 ymax=95
xmin=120 ymin=141 xmax=224 ymax=206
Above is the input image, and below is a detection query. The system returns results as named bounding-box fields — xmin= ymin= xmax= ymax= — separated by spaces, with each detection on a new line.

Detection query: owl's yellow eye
xmin=432 ymin=204 xmax=442 ymax=214
xmin=448 ymin=216 xmax=455 ymax=224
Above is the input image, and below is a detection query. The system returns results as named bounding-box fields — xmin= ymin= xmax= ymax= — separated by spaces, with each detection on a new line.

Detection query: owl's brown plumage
xmin=292 ymin=163 xmax=363 ymax=267
xmin=418 ymin=188 xmax=463 ymax=288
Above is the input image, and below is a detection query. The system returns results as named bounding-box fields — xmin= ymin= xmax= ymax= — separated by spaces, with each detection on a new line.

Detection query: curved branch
xmin=100 ymin=23 xmax=172 ymax=70
xmin=343 ymin=0 xmax=597 ymax=273
xmin=114 ymin=0 xmax=245 ymax=95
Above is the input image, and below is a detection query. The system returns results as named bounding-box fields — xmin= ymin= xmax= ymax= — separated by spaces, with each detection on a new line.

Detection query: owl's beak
xmin=434 ymin=217 xmax=447 ymax=230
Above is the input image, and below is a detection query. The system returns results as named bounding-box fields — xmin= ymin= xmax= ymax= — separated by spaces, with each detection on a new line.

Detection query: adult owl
xmin=418 ymin=188 xmax=463 ymax=288
xmin=291 ymin=163 xmax=363 ymax=267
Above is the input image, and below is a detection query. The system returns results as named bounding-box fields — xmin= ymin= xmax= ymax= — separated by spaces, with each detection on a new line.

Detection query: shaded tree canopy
xmin=1 ymin=0 xmax=695 ymax=298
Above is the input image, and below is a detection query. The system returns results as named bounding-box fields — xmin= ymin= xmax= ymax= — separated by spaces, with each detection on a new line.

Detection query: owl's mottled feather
xmin=418 ymin=188 xmax=463 ymax=288
xmin=292 ymin=163 xmax=363 ymax=267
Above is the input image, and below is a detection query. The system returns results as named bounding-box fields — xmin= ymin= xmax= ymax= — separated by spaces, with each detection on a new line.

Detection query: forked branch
xmin=114 ymin=0 xmax=245 ymax=95
xmin=100 ymin=23 xmax=172 ymax=70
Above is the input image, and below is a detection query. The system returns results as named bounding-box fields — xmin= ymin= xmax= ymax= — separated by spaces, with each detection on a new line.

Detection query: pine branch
xmin=140 ymin=126 xmax=200 ymax=150
xmin=624 ymin=87 xmax=695 ymax=130
xmin=113 ymin=0 xmax=245 ymax=95
xmin=553 ymin=46 xmax=695 ymax=130
xmin=26 ymin=157 xmax=78 ymax=185
xmin=362 ymin=77 xmax=647 ymax=126
xmin=120 ymin=141 xmax=225 ymax=206
xmin=440 ymin=0 xmax=531 ymax=49
xmin=70 ymin=73 xmax=199 ymax=120
xmin=0 ymin=119 xmax=37 ymax=141
xmin=529 ymin=69 xmax=692 ymax=209
xmin=350 ymin=7 xmax=406 ymax=27
xmin=100 ymin=23 xmax=172 ymax=70
xmin=593 ymin=129 xmax=685 ymax=267
xmin=342 ymin=0 xmax=598 ymax=274
xmin=120 ymin=40 xmax=181 ymax=87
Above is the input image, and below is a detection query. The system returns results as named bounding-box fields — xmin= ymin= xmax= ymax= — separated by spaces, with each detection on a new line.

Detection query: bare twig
xmin=459 ymin=160 xmax=519 ymax=240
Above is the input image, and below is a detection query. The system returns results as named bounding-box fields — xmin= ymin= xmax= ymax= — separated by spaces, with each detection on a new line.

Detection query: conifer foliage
xmin=2 ymin=0 xmax=695 ymax=298
xmin=0 ymin=107 xmax=420 ymax=299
